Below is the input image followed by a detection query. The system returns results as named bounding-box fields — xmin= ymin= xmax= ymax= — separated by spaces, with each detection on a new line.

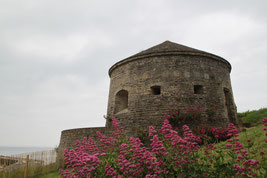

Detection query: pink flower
xmin=182 ymin=125 xmax=190 ymax=132
xmin=100 ymin=153 xmax=106 ymax=156
xmin=226 ymin=143 xmax=233 ymax=148
xmin=105 ymin=164 xmax=117 ymax=177
xmin=149 ymin=126 xmax=157 ymax=137
xmin=263 ymin=118 xmax=267 ymax=126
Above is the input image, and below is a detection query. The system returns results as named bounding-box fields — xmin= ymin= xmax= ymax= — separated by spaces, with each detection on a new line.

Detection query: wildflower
xmin=263 ymin=118 xmax=267 ymax=126
xmin=226 ymin=143 xmax=233 ymax=148
xmin=100 ymin=153 xmax=106 ymax=156
xmin=105 ymin=164 xmax=117 ymax=177
xmin=204 ymin=150 xmax=209 ymax=155
xmin=160 ymin=119 xmax=172 ymax=135
xmin=149 ymin=126 xmax=157 ymax=137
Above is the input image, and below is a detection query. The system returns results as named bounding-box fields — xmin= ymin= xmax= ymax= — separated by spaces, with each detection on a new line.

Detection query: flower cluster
xmin=224 ymin=123 xmax=262 ymax=176
xmin=59 ymin=149 xmax=101 ymax=177
xmin=60 ymin=117 xmax=267 ymax=177
xmin=263 ymin=118 xmax=267 ymax=143
xmin=164 ymin=105 xmax=203 ymax=129
xmin=193 ymin=126 xmax=230 ymax=144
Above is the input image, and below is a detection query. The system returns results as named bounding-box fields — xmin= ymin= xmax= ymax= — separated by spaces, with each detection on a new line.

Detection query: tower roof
xmin=130 ymin=40 xmax=208 ymax=58
xmin=109 ymin=40 xmax=231 ymax=76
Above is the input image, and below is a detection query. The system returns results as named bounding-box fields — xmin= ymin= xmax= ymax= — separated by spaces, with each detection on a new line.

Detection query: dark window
xmin=151 ymin=86 xmax=161 ymax=95
xmin=114 ymin=90 xmax=128 ymax=114
xmin=194 ymin=85 xmax=203 ymax=94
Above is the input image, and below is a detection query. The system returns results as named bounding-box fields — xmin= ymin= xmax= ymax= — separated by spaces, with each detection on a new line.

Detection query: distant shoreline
xmin=0 ymin=146 xmax=54 ymax=156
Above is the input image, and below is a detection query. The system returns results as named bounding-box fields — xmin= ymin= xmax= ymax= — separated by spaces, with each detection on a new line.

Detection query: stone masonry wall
xmin=106 ymin=54 xmax=237 ymax=136
xmin=57 ymin=127 xmax=110 ymax=167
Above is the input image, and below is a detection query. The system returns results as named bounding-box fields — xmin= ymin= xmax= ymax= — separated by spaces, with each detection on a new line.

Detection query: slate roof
xmin=109 ymin=40 xmax=231 ymax=76
xmin=130 ymin=40 xmax=209 ymax=58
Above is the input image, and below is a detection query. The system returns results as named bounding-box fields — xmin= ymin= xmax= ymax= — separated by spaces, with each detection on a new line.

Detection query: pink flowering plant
xmin=164 ymin=105 xmax=203 ymax=130
xmin=193 ymin=126 xmax=230 ymax=144
xmin=165 ymin=105 xmax=229 ymax=143
xmin=59 ymin=116 xmax=267 ymax=177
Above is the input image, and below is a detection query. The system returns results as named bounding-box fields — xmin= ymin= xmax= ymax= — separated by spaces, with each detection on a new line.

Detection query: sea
xmin=0 ymin=146 xmax=54 ymax=156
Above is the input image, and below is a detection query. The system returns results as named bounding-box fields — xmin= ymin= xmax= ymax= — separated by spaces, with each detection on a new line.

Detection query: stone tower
xmin=57 ymin=40 xmax=238 ymax=167
xmin=106 ymin=41 xmax=237 ymax=134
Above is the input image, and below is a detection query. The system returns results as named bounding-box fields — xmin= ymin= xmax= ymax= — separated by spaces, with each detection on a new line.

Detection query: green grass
xmin=238 ymin=108 xmax=267 ymax=127
xmin=0 ymin=163 xmax=58 ymax=178
xmin=238 ymin=124 xmax=267 ymax=160
xmin=209 ymin=122 xmax=266 ymax=157
xmin=203 ymin=120 xmax=267 ymax=175
xmin=35 ymin=171 xmax=60 ymax=178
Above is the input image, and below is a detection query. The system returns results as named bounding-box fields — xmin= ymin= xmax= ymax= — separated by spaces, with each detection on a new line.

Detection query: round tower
xmin=106 ymin=41 xmax=237 ymax=134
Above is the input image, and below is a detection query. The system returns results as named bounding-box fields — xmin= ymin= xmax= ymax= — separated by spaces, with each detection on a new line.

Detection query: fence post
xmin=24 ymin=155 xmax=29 ymax=178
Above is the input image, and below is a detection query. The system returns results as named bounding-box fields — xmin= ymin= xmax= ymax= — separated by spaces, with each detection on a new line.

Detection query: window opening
xmin=151 ymin=86 xmax=161 ymax=95
xmin=194 ymin=85 xmax=203 ymax=94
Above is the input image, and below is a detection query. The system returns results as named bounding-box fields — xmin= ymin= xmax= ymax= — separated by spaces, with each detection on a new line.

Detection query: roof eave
xmin=108 ymin=51 xmax=232 ymax=77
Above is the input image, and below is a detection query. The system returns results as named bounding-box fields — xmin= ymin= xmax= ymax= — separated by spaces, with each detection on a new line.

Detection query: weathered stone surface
xmin=107 ymin=41 xmax=237 ymax=132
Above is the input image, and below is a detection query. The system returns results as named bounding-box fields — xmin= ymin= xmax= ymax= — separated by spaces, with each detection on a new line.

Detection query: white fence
xmin=0 ymin=149 xmax=57 ymax=171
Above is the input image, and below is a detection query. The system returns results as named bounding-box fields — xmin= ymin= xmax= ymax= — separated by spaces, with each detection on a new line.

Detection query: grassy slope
xmin=238 ymin=124 xmax=266 ymax=160
xmin=236 ymin=108 xmax=267 ymax=163
xmin=238 ymin=108 xmax=267 ymax=127
xmin=213 ymin=108 xmax=267 ymax=171
xmin=35 ymin=171 xmax=60 ymax=178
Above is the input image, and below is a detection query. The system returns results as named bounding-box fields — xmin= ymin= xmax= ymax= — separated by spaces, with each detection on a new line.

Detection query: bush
xmin=59 ymin=117 xmax=267 ymax=177
xmin=164 ymin=105 xmax=203 ymax=129
xmin=165 ymin=105 xmax=229 ymax=143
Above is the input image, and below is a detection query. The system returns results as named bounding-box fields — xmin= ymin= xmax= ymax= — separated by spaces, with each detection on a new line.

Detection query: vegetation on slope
xmin=35 ymin=171 xmax=60 ymax=178
xmin=238 ymin=108 xmax=267 ymax=127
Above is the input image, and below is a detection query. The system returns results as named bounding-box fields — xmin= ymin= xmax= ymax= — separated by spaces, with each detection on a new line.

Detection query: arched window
xmin=114 ymin=90 xmax=128 ymax=114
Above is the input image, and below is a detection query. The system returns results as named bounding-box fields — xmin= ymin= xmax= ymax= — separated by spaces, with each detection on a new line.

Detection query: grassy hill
xmin=238 ymin=108 xmax=267 ymax=127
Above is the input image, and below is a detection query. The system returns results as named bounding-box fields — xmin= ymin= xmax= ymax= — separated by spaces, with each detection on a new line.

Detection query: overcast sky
xmin=0 ymin=0 xmax=266 ymax=147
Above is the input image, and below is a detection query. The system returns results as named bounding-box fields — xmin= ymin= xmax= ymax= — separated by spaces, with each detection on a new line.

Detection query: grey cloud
xmin=0 ymin=0 xmax=266 ymax=147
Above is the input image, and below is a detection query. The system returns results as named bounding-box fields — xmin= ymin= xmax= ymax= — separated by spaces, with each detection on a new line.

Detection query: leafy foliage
xmin=59 ymin=117 xmax=267 ymax=177
xmin=238 ymin=108 xmax=267 ymax=127
xmin=164 ymin=105 xmax=202 ymax=129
